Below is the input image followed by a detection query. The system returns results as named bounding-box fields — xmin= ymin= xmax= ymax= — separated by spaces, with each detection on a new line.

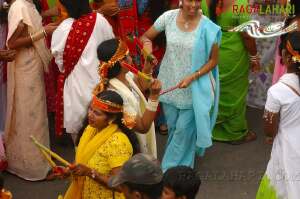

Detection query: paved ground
xmin=3 ymin=107 xmax=271 ymax=199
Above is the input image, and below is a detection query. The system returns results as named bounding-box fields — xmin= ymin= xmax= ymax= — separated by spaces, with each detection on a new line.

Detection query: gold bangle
xmin=31 ymin=30 xmax=45 ymax=42
xmin=42 ymin=28 xmax=47 ymax=37
xmin=197 ymin=70 xmax=202 ymax=77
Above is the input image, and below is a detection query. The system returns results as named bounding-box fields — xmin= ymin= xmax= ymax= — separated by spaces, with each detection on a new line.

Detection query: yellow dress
xmin=61 ymin=124 xmax=133 ymax=199
xmin=82 ymin=131 xmax=133 ymax=199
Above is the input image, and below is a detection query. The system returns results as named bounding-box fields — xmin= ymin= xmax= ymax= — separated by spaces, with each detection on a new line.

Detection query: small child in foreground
xmin=161 ymin=166 xmax=201 ymax=199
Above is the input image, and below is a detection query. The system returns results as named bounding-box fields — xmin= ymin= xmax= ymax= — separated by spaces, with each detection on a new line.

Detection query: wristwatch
xmin=90 ymin=169 xmax=97 ymax=179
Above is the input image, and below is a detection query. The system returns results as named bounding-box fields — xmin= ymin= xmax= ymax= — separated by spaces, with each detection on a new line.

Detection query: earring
xmin=179 ymin=0 xmax=183 ymax=8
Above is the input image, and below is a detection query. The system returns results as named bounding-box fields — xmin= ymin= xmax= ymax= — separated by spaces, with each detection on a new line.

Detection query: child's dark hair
xmin=96 ymin=90 xmax=140 ymax=154
xmin=279 ymin=0 xmax=300 ymax=57
xmin=124 ymin=181 xmax=163 ymax=199
xmin=280 ymin=31 xmax=300 ymax=86
xmin=163 ymin=166 xmax=201 ymax=199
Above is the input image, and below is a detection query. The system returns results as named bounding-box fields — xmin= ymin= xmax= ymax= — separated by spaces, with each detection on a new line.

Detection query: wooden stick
xmin=122 ymin=62 xmax=153 ymax=81
xmin=30 ymin=136 xmax=71 ymax=167
xmin=160 ymin=85 xmax=179 ymax=95
xmin=41 ymin=149 xmax=56 ymax=168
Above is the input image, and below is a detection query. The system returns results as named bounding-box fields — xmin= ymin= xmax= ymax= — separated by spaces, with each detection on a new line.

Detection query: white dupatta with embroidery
xmin=109 ymin=73 xmax=157 ymax=158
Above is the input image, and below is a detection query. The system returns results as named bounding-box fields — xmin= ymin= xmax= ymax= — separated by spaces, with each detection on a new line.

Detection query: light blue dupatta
xmin=191 ymin=16 xmax=222 ymax=155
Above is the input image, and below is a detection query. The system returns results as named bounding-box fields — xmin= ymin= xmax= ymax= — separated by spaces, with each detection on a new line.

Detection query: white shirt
xmin=51 ymin=13 xmax=114 ymax=134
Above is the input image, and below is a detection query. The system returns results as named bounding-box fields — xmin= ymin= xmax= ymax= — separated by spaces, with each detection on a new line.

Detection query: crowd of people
xmin=0 ymin=0 xmax=299 ymax=198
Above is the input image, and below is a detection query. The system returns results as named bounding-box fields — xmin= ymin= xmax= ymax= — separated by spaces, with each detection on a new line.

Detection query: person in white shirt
xmin=51 ymin=0 xmax=114 ymax=142
xmin=257 ymin=31 xmax=300 ymax=199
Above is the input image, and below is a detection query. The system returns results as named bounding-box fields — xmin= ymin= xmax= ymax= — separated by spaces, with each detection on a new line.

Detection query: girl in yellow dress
xmin=59 ymin=90 xmax=140 ymax=199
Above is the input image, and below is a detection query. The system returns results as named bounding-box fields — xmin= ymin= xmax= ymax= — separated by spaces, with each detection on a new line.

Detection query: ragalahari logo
xmin=224 ymin=0 xmax=296 ymax=16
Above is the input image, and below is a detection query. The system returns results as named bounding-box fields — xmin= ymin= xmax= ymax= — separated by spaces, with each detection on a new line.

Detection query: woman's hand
xmin=178 ymin=75 xmax=195 ymax=89
xmin=69 ymin=164 xmax=92 ymax=177
xmin=143 ymin=57 xmax=157 ymax=71
xmin=97 ymin=3 xmax=120 ymax=16
xmin=52 ymin=166 xmax=71 ymax=179
xmin=149 ymin=79 xmax=162 ymax=100
xmin=44 ymin=23 xmax=57 ymax=35
xmin=0 ymin=49 xmax=16 ymax=62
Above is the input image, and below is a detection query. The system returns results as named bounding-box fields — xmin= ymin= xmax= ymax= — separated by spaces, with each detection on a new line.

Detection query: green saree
xmin=202 ymin=0 xmax=250 ymax=141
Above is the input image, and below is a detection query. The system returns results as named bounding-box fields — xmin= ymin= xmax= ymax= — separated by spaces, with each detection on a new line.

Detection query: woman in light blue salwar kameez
xmin=141 ymin=0 xmax=221 ymax=171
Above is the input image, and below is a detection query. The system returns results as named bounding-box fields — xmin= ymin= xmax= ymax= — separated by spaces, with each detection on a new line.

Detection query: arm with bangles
xmin=133 ymin=59 xmax=155 ymax=93
xmin=7 ymin=22 xmax=57 ymax=50
xmin=133 ymin=79 xmax=161 ymax=134
xmin=241 ymin=32 xmax=260 ymax=73
xmin=141 ymin=26 xmax=219 ymax=88
xmin=57 ymin=164 xmax=122 ymax=192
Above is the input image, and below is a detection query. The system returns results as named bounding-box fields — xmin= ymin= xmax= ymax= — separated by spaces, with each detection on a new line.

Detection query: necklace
xmin=181 ymin=10 xmax=202 ymax=30
xmin=184 ymin=21 xmax=189 ymax=30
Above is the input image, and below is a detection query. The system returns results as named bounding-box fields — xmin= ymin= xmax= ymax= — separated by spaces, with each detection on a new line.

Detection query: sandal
xmin=229 ymin=131 xmax=257 ymax=145
xmin=158 ymin=124 xmax=168 ymax=136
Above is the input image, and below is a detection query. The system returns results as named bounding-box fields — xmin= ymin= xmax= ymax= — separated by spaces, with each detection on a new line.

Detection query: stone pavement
xmin=3 ymin=107 xmax=271 ymax=199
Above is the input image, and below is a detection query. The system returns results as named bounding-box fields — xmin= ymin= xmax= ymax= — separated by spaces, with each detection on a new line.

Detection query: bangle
xmin=197 ymin=70 xmax=202 ymax=77
xmin=192 ymin=71 xmax=201 ymax=81
xmin=249 ymin=53 xmax=259 ymax=62
xmin=146 ymin=99 xmax=159 ymax=112
xmin=42 ymin=28 xmax=47 ymax=37
xmin=144 ymin=70 xmax=153 ymax=76
xmin=30 ymin=29 xmax=45 ymax=42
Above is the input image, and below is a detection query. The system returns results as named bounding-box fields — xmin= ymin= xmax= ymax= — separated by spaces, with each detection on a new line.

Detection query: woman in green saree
xmin=202 ymin=0 xmax=260 ymax=144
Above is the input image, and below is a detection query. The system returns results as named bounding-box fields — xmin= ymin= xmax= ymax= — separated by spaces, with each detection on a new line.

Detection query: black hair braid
xmin=97 ymin=39 xmax=123 ymax=82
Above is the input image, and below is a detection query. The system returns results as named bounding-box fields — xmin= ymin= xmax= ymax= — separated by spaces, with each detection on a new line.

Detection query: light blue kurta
xmin=154 ymin=9 xmax=221 ymax=171
xmin=154 ymin=9 xmax=199 ymax=109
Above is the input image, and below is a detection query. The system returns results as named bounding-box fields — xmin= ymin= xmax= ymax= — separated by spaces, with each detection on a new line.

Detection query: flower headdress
xmin=93 ymin=40 xmax=129 ymax=95
xmin=93 ymin=40 xmax=136 ymax=129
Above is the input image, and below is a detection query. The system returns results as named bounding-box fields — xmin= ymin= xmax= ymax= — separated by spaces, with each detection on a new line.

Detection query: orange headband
xmin=91 ymin=96 xmax=123 ymax=113
xmin=286 ymin=40 xmax=300 ymax=63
